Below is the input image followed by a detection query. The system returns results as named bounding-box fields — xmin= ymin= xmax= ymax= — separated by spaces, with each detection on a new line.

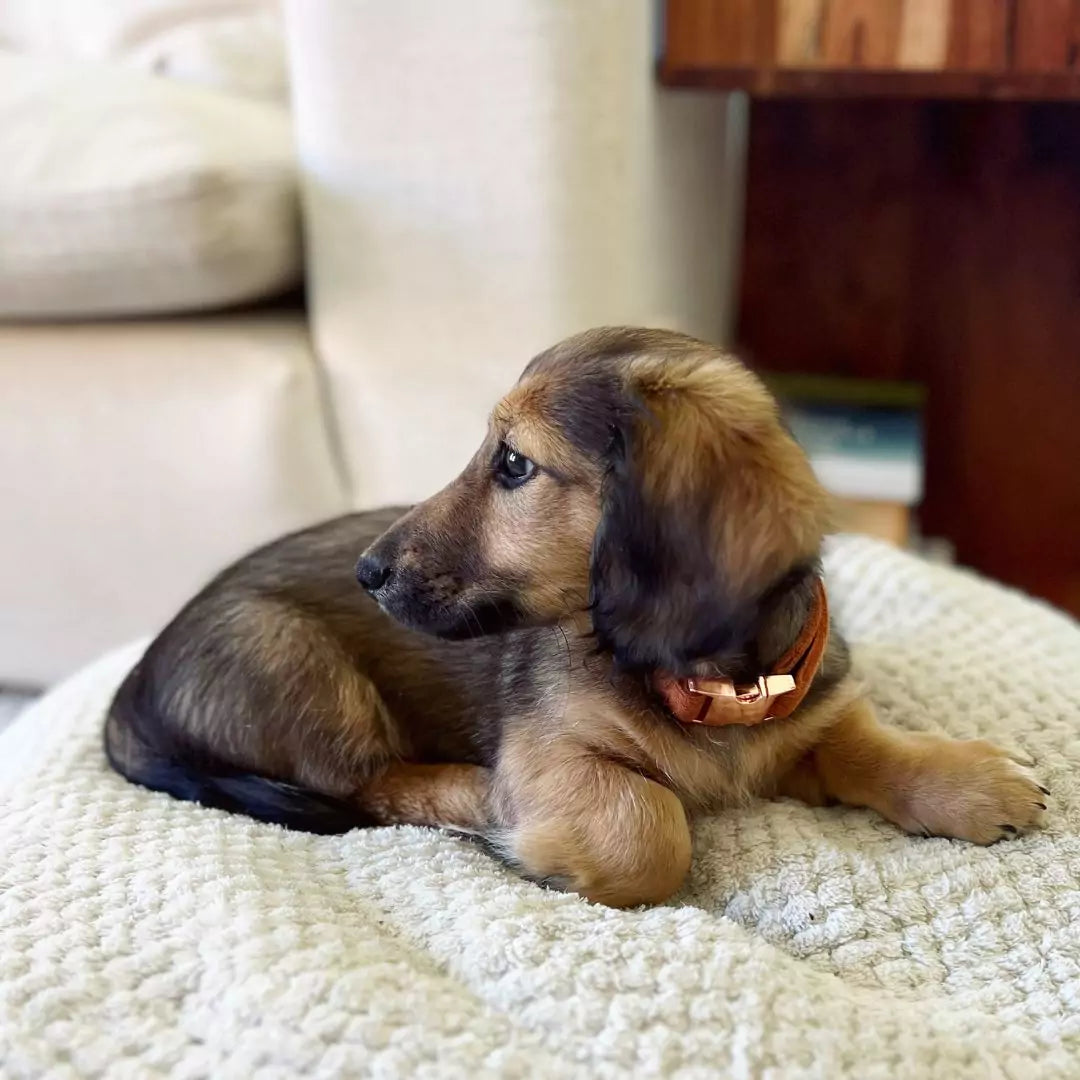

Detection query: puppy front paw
xmin=892 ymin=737 xmax=1048 ymax=844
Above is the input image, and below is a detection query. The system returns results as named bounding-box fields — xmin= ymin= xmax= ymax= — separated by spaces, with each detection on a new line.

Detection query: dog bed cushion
xmin=2 ymin=536 xmax=1079 ymax=1079
xmin=0 ymin=53 xmax=299 ymax=319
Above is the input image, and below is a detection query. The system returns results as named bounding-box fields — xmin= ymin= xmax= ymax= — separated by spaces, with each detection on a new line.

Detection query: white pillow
xmin=0 ymin=53 xmax=300 ymax=319
xmin=0 ymin=0 xmax=287 ymax=102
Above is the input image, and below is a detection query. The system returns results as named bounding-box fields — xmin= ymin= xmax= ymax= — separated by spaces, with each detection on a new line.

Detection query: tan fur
xmin=358 ymin=763 xmax=492 ymax=831
xmin=495 ymin=715 xmax=693 ymax=908
xmin=775 ymin=699 xmax=1046 ymax=844
xmin=479 ymin=474 xmax=599 ymax=621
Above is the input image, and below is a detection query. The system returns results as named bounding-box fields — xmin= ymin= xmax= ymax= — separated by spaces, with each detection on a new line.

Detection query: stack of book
xmin=765 ymin=373 xmax=925 ymax=547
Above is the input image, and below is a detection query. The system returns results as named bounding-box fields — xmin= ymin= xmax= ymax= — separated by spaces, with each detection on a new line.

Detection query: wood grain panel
xmin=898 ymin=0 xmax=950 ymax=69
xmin=663 ymin=0 xmax=764 ymax=68
xmin=754 ymin=0 xmax=780 ymax=66
xmin=1014 ymin=0 xmax=1072 ymax=71
xmin=1072 ymin=0 xmax=1080 ymax=69
xmin=662 ymin=65 xmax=1080 ymax=98
xmin=944 ymin=0 xmax=1010 ymax=70
xmin=910 ymin=105 xmax=1080 ymax=609
xmin=777 ymin=0 xmax=827 ymax=66
xmin=821 ymin=0 xmax=905 ymax=67
xmin=663 ymin=0 xmax=1080 ymax=95
xmin=738 ymin=101 xmax=920 ymax=379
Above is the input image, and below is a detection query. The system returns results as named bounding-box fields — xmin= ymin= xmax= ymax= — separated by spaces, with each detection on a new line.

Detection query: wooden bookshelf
xmin=661 ymin=1 xmax=1080 ymax=100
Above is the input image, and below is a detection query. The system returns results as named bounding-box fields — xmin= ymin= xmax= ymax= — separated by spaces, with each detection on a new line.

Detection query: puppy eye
xmin=495 ymin=444 xmax=537 ymax=487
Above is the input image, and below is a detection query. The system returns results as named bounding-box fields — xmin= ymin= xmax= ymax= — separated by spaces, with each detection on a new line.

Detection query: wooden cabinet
xmin=663 ymin=0 xmax=1080 ymax=98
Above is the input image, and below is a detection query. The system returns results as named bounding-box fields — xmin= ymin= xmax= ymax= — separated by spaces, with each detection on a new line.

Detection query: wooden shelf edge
xmin=658 ymin=63 xmax=1080 ymax=101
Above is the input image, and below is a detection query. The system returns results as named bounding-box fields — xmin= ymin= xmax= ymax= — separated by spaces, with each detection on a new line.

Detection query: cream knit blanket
xmin=2 ymin=536 xmax=1079 ymax=1079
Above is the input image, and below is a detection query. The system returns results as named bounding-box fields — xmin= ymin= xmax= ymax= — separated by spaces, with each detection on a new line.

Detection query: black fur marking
xmin=545 ymin=369 xmax=640 ymax=460
xmin=437 ymin=596 xmax=528 ymax=640
xmin=116 ymin=756 xmax=373 ymax=835
xmin=589 ymin=423 xmax=760 ymax=674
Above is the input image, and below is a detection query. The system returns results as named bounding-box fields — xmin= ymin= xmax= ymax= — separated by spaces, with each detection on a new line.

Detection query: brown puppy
xmin=105 ymin=328 xmax=1046 ymax=907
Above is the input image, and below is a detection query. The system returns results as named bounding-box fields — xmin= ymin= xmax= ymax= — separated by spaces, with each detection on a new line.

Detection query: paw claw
xmin=1039 ymin=785 xmax=1051 ymax=796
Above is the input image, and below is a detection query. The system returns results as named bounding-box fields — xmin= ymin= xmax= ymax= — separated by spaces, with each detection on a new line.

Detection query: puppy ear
xmin=589 ymin=356 xmax=828 ymax=672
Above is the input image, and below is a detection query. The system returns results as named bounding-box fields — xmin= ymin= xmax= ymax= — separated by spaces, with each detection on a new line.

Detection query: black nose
xmin=356 ymin=555 xmax=393 ymax=592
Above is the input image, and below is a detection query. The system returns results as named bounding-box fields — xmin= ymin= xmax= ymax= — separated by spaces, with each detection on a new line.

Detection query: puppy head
xmin=355 ymin=364 xmax=611 ymax=638
xmin=359 ymin=328 xmax=829 ymax=661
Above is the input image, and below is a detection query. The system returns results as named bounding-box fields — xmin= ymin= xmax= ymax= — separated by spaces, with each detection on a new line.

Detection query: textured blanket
xmin=2 ymin=536 xmax=1079 ymax=1079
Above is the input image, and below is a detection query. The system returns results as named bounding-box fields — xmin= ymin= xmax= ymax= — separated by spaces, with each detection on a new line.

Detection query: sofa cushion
xmin=0 ymin=0 xmax=286 ymax=101
xmin=0 ymin=314 xmax=347 ymax=685
xmin=0 ymin=52 xmax=300 ymax=319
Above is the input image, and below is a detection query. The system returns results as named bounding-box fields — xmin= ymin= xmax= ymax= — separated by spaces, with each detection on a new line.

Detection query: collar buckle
xmin=685 ymin=674 xmax=797 ymax=705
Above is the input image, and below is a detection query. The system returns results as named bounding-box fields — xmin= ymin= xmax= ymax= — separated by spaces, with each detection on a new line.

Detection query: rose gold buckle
xmin=685 ymin=674 xmax=797 ymax=705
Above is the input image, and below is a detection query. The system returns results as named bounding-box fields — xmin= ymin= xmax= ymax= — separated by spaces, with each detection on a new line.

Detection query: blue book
xmin=762 ymin=375 xmax=925 ymax=505
xmin=781 ymin=401 xmax=924 ymax=504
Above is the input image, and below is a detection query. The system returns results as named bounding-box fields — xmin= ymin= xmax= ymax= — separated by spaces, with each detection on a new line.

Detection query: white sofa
xmin=0 ymin=0 xmax=745 ymax=685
